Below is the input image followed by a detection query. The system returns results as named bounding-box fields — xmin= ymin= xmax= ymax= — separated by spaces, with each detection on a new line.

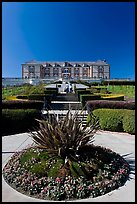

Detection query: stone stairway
xmin=50 ymin=93 xmax=82 ymax=110
xmin=42 ymin=92 xmax=88 ymax=126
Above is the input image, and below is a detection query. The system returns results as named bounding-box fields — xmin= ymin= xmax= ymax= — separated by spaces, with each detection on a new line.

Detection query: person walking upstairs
xmin=69 ymin=83 xmax=73 ymax=93
xmin=66 ymin=83 xmax=69 ymax=93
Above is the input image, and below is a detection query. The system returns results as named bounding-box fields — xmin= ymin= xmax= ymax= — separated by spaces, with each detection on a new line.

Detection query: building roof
xmin=22 ymin=60 xmax=109 ymax=66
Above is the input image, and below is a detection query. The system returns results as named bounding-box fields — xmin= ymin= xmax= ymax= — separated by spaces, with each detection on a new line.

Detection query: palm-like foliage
xmin=29 ymin=110 xmax=99 ymax=162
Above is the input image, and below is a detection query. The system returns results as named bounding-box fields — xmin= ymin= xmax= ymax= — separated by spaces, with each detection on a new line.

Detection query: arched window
xmin=64 ymin=69 xmax=69 ymax=73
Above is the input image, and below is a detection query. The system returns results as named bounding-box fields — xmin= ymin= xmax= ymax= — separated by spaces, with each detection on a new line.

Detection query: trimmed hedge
xmin=101 ymin=94 xmax=124 ymax=101
xmin=87 ymin=109 xmax=135 ymax=134
xmin=16 ymin=95 xmax=28 ymax=100
xmin=76 ymin=90 xmax=93 ymax=100
xmin=75 ymin=88 xmax=87 ymax=93
xmin=45 ymin=88 xmax=58 ymax=94
xmin=86 ymin=100 xmax=135 ymax=113
xmin=2 ymin=109 xmax=42 ymax=136
xmin=80 ymin=93 xmax=124 ymax=107
xmin=90 ymin=87 xmax=108 ymax=94
xmin=122 ymin=110 xmax=135 ymax=134
xmin=91 ymin=109 xmax=124 ymax=132
xmin=80 ymin=94 xmax=101 ymax=106
xmin=44 ymin=89 xmax=58 ymax=95
xmin=2 ymin=100 xmax=44 ymax=109
xmin=102 ymin=80 xmax=135 ymax=86
xmin=27 ymin=94 xmax=53 ymax=101
xmin=16 ymin=94 xmax=55 ymax=102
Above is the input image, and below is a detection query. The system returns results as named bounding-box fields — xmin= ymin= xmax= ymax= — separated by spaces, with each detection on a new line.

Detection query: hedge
xmin=91 ymin=109 xmax=124 ymax=132
xmin=86 ymin=100 xmax=135 ymax=113
xmin=2 ymin=100 xmax=44 ymax=109
xmin=75 ymin=88 xmax=87 ymax=93
xmin=122 ymin=110 xmax=135 ymax=134
xmin=2 ymin=109 xmax=42 ymax=136
xmin=90 ymin=87 xmax=108 ymax=94
xmin=101 ymin=94 xmax=124 ymax=101
xmin=44 ymin=89 xmax=58 ymax=95
xmin=102 ymin=80 xmax=135 ymax=86
xmin=80 ymin=94 xmax=101 ymax=106
xmin=87 ymin=109 xmax=135 ymax=134
xmin=16 ymin=95 xmax=28 ymax=100
xmin=76 ymin=90 xmax=93 ymax=100
xmin=27 ymin=94 xmax=54 ymax=101
xmin=45 ymin=88 xmax=58 ymax=94
xmin=16 ymin=94 xmax=55 ymax=102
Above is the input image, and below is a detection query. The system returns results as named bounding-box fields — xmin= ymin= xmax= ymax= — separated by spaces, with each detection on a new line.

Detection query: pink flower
xmin=78 ymin=186 xmax=83 ymax=190
xmin=88 ymin=186 xmax=93 ymax=190
xmin=119 ymin=168 xmax=125 ymax=174
xmin=44 ymin=187 xmax=47 ymax=192
xmin=55 ymin=177 xmax=61 ymax=182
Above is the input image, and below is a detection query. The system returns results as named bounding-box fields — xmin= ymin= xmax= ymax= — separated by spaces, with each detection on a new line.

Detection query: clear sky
xmin=2 ymin=2 xmax=135 ymax=79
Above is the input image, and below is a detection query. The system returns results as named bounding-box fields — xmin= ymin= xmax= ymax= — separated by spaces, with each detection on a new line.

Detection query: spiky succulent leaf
xmin=29 ymin=109 xmax=99 ymax=160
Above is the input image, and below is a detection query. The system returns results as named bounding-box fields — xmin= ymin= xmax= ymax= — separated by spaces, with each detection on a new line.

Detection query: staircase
xmin=42 ymin=92 xmax=88 ymax=126
xmin=50 ymin=93 xmax=82 ymax=110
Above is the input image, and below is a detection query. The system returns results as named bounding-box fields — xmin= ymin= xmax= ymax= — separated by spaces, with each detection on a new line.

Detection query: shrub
xmin=80 ymin=94 xmax=101 ymax=106
xmin=29 ymin=109 xmax=99 ymax=178
xmin=122 ymin=110 xmax=135 ymax=134
xmin=76 ymin=90 xmax=93 ymax=100
xmin=87 ymin=109 xmax=135 ymax=134
xmin=86 ymin=100 xmax=135 ymax=113
xmin=16 ymin=95 xmax=28 ymax=99
xmin=27 ymin=94 xmax=47 ymax=101
xmin=2 ymin=109 xmax=42 ymax=136
xmin=90 ymin=87 xmax=108 ymax=94
xmin=45 ymin=88 xmax=58 ymax=94
xmin=102 ymin=80 xmax=135 ymax=86
xmin=101 ymin=94 xmax=124 ymax=101
xmin=4 ymin=96 xmax=20 ymax=100
xmin=91 ymin=109 xmax=124 ymax=132
xmin=2 ymin=100 xmax=44 ymax=110
xmin=75 ymin=88 xmax=87 ymax=94
xmin=44 ymin=89 xmax=58 ymax=95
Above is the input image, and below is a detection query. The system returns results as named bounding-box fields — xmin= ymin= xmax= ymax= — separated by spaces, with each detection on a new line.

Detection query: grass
xmin=93 ymin=85 xmax=135 ymax=99
xmin=106 ymin=85 xmax=135 ymax=99
xmin=2 ymin=84 xmax=135 ymax=100
xmin=2 ymin=84 xmax=46 ymax=100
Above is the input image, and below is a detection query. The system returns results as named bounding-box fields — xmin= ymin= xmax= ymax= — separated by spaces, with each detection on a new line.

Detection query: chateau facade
xmin=22 ymin=60 xmax=110 ymax=81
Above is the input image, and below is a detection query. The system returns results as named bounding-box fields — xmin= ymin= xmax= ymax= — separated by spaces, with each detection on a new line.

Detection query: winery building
xmin=22 ymin=60 xmax=110 ymax=81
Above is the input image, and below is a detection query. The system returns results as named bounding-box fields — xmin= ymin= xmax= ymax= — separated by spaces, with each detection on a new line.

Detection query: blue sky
xmin=2 ymin=2 xmax=135 ymax=79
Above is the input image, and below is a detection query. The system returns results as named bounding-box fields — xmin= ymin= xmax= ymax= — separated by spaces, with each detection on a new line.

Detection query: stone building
xmin=22 ymin=59 xmax=110 ymax=81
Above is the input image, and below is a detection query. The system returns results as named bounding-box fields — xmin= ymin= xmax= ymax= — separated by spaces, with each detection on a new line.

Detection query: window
xmin=29 ymin=66 xmax=34 ymax=73
xmin=74 ymin=68 xmax=79 ymax=74
xmin=64 ymin=74 xmax=68 ymax=79
xmin=64 ymin=69 xmax=69 ymax=73
xmin=45 ymin=73 xmax=49 ymax=77
xmin=53 ymin=68 xmax=59 ymax=74
xmin=98 ymin=66 xmax=103 ymax=73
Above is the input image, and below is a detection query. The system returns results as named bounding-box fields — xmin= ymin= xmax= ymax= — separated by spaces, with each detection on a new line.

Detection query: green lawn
xmin=2 ymin=84 xmax=135 ymax=100
xmin=107 ymin=85 xmax=135 ymax=99
xmin=2 ymin=84 xmax=46 ymax=100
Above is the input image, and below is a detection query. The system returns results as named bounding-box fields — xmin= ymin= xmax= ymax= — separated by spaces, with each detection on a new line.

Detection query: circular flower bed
xmin=3 ymin=144 xmax=130 ymax=201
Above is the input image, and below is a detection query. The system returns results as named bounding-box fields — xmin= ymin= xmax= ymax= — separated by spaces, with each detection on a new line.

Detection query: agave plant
xmin=29 ymin=109 xmax=99 ymax=177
